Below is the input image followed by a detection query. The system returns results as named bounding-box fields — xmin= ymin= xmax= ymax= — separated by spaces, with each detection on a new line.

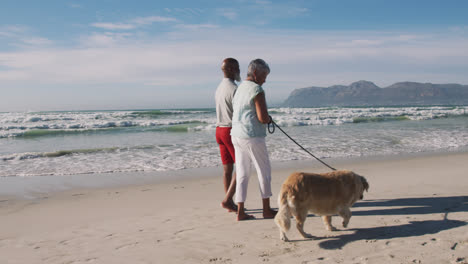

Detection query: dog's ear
xmin=361 ymin=176 xmax=369 ymax=192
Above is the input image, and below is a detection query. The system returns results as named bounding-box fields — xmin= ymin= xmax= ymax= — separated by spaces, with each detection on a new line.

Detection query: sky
xmin=1 ymin=0 xmax=468 ymax=112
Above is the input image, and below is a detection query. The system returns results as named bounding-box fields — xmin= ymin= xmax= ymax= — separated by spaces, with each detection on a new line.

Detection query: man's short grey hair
xmin=247 ymin=59 xmax=270 ymax=77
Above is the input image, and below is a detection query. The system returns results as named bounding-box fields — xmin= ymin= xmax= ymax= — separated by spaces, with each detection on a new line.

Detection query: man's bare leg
xmin=221 ymin=163 xmax=237 ymax=212
xmin=262 ymin=198 xmax=277 ymax=219
xmin=237 ymin=202 xmax=254 ymax=221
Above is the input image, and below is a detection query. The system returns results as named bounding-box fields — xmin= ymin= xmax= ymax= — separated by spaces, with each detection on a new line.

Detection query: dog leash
xmin=268 ymin=117 xmax=337 ymax=171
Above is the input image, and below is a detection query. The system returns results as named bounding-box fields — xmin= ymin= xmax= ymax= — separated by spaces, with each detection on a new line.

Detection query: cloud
xmin=256 ymin=0 xmax=272 ymax=5
xmin=91 ymin=15 xmax=178 ymax=31
xmin=0 ymin=25 xmax=53 ymax=47
xmin=80 ymin=32 xmax=133 ymax=47
xmin=1 ymin=27 xmax=468 ymax=110
xmin=20 ymin=37 xmax=53 ymax=46
xmin=286 ymin=7 xmax=308 ymax=15
xmin=172 ymin=8 xmax=203 ymax=16
xmin=91 ymin=23 xmax=136 ymax=30
xmin=131 ymin=16 xmax=178 ymax=25
xmin=2 ymin=28 xmax=467 ymax=83
xmin=175 ymin=24 xmax=220 ymax=30
xmin=69 ymin=3 xmax=81 ymax=8
xmin=218 ymin=9 xmax=238 ymax=20
xmin=0 ymin=25 xmax=28 ymax=38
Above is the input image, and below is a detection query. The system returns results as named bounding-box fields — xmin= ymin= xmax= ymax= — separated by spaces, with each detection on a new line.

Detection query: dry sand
xmin=1 ymin=152 xmax=467 ymax=264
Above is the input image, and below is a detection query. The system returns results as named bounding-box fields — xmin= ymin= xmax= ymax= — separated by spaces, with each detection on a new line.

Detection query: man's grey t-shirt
xmin=215 ymin=78 xmax=237 ymax=127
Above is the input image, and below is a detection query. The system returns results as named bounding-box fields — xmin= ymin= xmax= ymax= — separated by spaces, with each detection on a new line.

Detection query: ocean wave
xmin=1 ymin=107 xmax=467 ymax=139
xmin=0 ymin=120 xmax=212 ymax=138
xmin=2 ymin=112 xmax=467 ymax=177
xmin=148 ymin=121 xmax=211 ymax=132
xmin=0 ymin=145 xmax=159 ymax=161
xmin=269 ymin=106 xmax=468 ymax=124
xmin=1 ymin=147 xmax=119 ymax=161
xmin=128 ymin=109 xmax=214 ymax=117
xmin=129 ymin=110 xmax=179 ymax=117
xmin=353 ymin=116 xmax=410 ymax=123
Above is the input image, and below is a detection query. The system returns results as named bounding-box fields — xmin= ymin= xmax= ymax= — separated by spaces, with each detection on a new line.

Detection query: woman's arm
xmin=254 ymin=92 xmax=271 ymax=124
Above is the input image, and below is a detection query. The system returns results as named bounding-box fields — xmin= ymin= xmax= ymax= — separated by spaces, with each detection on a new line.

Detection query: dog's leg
xmin=275 ymin=192 xmax=292 ymax=242
xmin=279 ymin=230 xmax=289 ymax=242
xmin=339 ymin=208 xmax=351 ymax=228
xmin=275 ymin=211 xmax=290 ymax=242
xmin=322 ymin=215 xmax=337 ymax=231
xmin=295 ymin=208 xmax=313 ymax=239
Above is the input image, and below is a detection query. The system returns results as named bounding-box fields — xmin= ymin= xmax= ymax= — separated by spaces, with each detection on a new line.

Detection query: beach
xmin=1 ymin=152 xmax=467 ymax=264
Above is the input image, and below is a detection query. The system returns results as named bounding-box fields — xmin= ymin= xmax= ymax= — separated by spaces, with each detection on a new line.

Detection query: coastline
xmin=1 ymin=148 xmax=467 ymax=199
xmin=1 ymin=150 xmax=467 ymax=263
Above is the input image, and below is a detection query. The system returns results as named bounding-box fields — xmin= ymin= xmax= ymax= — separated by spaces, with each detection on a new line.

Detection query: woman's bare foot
xmin=236 ymin=202 xmax=254 ymax=220
xmin=262 ymin=198 xmax=277 ymax=219
xmin=263 ymin=208 xmax=277 ymax=219
xmin=237 ymin=212 xmax=255 ymax=221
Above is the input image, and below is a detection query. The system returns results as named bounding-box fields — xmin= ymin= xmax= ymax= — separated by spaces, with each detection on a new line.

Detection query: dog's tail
xmin=274 ymin=188 xmax=292 ymax=236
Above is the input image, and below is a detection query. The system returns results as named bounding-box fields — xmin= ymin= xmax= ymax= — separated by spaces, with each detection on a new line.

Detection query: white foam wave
xmin=1 ymin=107 xmax=467 ymax=138
xmin=1 ymin=106 xmax=468 ymax=177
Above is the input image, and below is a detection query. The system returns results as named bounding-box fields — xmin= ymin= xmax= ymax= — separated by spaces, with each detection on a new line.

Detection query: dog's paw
xmin=280 ymin=234 xmax=289 ymax=242
xmin=326 ymin=226 xmax=338 ymax=231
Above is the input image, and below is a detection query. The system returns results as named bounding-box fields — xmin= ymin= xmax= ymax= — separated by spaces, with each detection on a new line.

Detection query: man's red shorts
xmin=216 ymin=126 xmax=235 ymax=164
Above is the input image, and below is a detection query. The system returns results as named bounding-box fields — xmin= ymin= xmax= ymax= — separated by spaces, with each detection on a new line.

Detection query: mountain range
xmin=283 ymin=81 xmax=468 ymax=107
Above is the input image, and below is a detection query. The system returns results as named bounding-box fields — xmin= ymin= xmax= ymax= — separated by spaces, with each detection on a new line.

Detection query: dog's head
xmin=359 ymin=176 xmax=369 ymax=200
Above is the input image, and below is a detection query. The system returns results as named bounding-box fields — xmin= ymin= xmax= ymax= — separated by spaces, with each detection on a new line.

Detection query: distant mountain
xmin=283 ymin=81 xmax=468 ymax=107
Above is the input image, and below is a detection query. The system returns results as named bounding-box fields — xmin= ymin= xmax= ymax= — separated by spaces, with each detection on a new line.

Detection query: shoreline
xmin=0 ymin=150 xmax=467 ymax=263
xmin=1 ymin=148 xmax=468 ymax=200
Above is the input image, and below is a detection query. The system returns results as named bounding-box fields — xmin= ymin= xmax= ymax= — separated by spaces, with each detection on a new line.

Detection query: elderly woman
xmin=231 ymin=58 xmax=277 ymax=221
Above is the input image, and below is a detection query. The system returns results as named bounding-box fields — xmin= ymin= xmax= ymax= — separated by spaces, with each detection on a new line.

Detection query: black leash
xmin=268 ymin=117 xmax=337 ymax=171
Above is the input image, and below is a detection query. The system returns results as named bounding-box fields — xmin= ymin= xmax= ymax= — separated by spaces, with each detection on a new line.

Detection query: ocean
xmin=1 ymin=106 xmax=467 ymax=178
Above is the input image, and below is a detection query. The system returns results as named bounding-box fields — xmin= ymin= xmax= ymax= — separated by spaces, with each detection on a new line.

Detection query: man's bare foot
xmin=263 ymin=209 xmax=278 ymax=219
xmin=237 ymin=212 xmax=255 ymax=221
xmin=221 ymin=201 xmax=237 ymax=212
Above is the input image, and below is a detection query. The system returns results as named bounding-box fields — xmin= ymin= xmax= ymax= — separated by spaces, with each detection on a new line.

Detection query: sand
xmin=0 ymin=152 xmax=467 ymax=264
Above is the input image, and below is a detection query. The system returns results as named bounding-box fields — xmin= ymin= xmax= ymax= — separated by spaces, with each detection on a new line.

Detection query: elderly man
xmin=215 ymin=58 xmax=241 ymax=212
xmin=231 ymin=58 xmax=277 ymax=221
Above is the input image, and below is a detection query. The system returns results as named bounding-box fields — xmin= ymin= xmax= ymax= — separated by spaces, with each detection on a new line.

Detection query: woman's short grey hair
xmin=247 ymin=59 xmax=270 ymax=77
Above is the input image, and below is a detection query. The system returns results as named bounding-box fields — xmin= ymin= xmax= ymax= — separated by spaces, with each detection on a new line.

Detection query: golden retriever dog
xmin=274 ymin=170 xmax=369 ymax=241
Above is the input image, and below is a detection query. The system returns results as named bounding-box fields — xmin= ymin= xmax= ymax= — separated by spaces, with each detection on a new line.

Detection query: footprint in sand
xmin=115 ymin=242 xmax=139 ymax=250
xmin=104 ymin=234 xmax=115 ymax=239
xmin=209 ymin=257 xmax=232 ymax=263
xmin=59 ymin=239 xmax=70 ymax=245
xmin=174 ymin=228 xmax=195 ymax=235
xmin=232 ymin=243 xmax=244 ymax=248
